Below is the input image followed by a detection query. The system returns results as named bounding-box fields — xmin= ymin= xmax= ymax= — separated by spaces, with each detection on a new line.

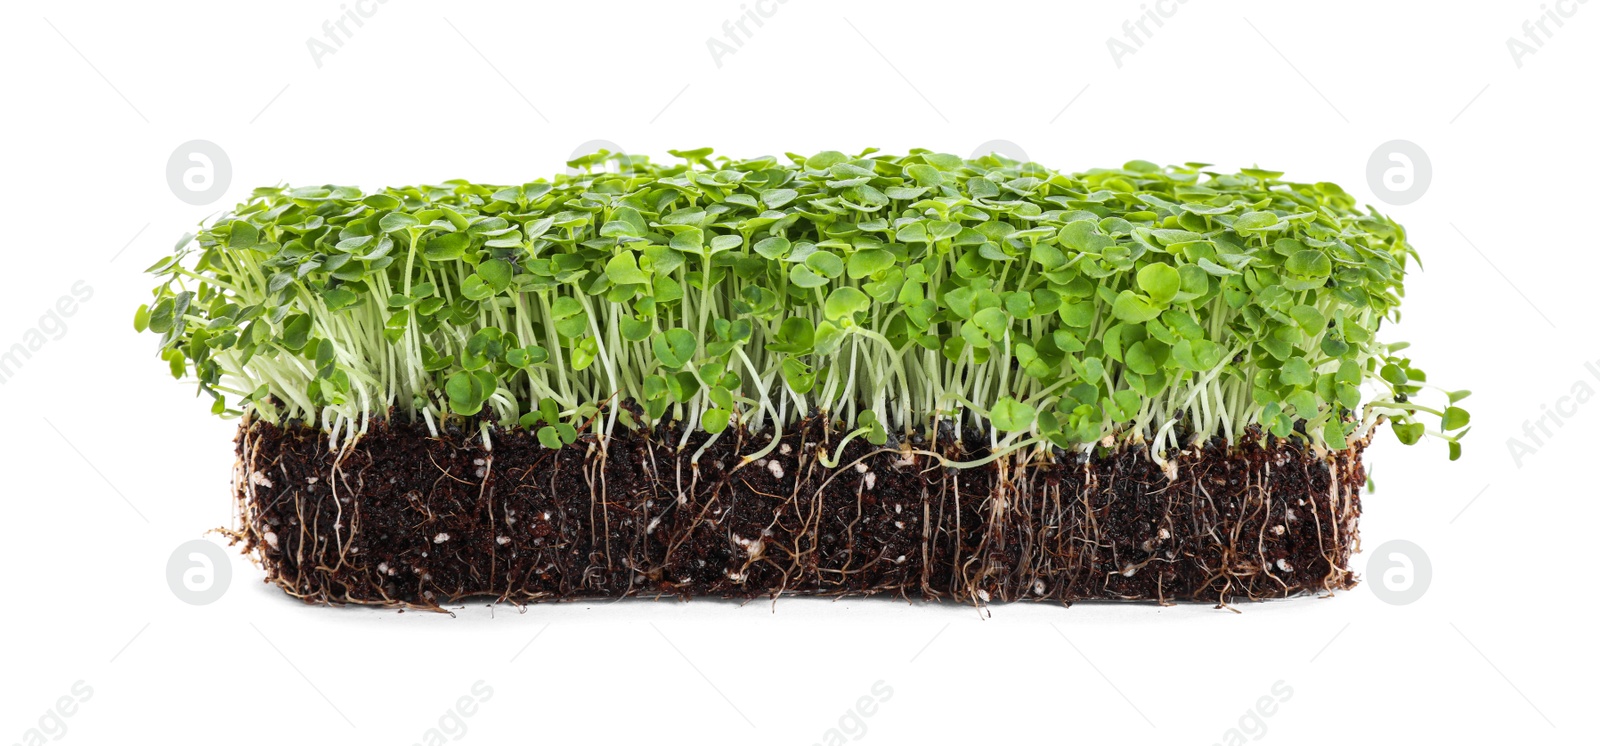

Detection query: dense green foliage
xmin=137 ymin=148 xmax=1468 ymax=461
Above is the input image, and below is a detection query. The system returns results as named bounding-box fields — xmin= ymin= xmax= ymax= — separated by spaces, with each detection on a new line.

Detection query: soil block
xmin=231 ymin=416 xmax=1364 ymax=609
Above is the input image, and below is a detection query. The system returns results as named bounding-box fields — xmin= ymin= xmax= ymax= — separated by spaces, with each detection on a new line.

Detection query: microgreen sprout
xmin=137 ymin=149 xmax=1468 ymax=461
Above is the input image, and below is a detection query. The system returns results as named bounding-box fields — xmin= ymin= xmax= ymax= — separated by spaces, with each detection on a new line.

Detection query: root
xmin=233 ymin=417 xmax=1364 ymax=611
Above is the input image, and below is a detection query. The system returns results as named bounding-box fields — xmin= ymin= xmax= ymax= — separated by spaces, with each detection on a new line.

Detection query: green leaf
xmin=702 ymin=408 xmax=731 ymax=434
xmin=670 ymin=227 xmax=705 ymax=254
xmin=653 ymin=328 xmax=696 ymax=369
xmin=363 ymin=193 xmax=401 ymax=210
xmin=1393 ymin=421 xmax=1425 ymax=445
xmin=805 ymin=250 xmax=843 ymax=278
xmin=768 ymin=318 xmax=815 ymax=353
xmin=847 ymin=249 xmax=894 ymax=278
xmin=754 ymin=236 xmax=791 ymax=260
xmin=459 ymin=274 xmax=492 ymax=301
xmin=806 ymin=151 xmax=847 ymax=170
xmin=1196 ymin=257 xmax=1240 ymax=276
xmin=1136 ymin=263 xmax=1181 ymax=305
xmin=906 ymin=163 xmax=943 ymax=186
xmin=973 ymin=307 xmax=1008 ymax=338
xmin=1112 ymin=389 xmax=1142 ymax=420
xmin=813 ymin=320 xmax=846 ymax=355
xmin=506 ymin=345 xmax=548 ymax=368
xmin=380 ymin=212 xmax=420 ymax=233
xmin=1126 ymin=341 xmax=1160 ymax=375
xmin=445 ymin=371 xmax=473 ymax=402
xmin=600 ymin=206 xmax=648 ymax=238
xmin=761 ymin=188 xmax=799 ymax=209
xmin=789 ymin=264 xmax=829 ymax=288
xmin=1279 ymin=358 xmax=1315 ymax=386
xmin=1111 ymin=290 xmax=1163 ymax=323
xmin=1031 ymin=242 xmax=1066 ymax=269
xmin=989 ymin=397 xmax=1036 ymax=432
xmin=478 ymin=258 xmax=513 ymax=291
xmin=1234 ymin=211 xmax=1282 ymax=232
xmin=1286 ymin=250 xmax=1332 ymax=278
xmin=227 ymin=221 xmax=259 ymax=249
xmin=1289 ymin=305 xmax=1324 ymax=336
xmin=570 ymin=337 xmax=598 ymax=370
xmin=423 ymin=232 xmax=470 ymax=260
xmin=322 ymin=287 xmax=359 ymax=310
xmin=1286 ymin=390 xmax=1318 ymax=416
xmin=605 ymin=251 xmax=650 ymax=285
xmin=824 ymin=287 xmax=870 ymax=321
xmin=1323 ymin=419 xmax=1350 ymax=451
xmin=781 ymin=358 xmax=816 ymax=393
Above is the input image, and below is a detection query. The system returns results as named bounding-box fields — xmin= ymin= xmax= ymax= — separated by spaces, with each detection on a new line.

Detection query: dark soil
xmin=231 ymin=415 xmax=1364 ymax=610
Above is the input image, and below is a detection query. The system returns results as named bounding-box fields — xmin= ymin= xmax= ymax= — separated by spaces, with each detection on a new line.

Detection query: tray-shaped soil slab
xmin=232 ymin=417 xmax=1363 ymax=609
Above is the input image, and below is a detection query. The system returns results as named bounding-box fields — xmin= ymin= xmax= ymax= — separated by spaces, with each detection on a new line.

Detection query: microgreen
xmin=138 ymin=149 xmax=1467 ymax=461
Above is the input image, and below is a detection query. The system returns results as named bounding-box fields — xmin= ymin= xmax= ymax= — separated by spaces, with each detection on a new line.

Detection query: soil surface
xmin=231 ymin=416 xmax=1364 ymax=609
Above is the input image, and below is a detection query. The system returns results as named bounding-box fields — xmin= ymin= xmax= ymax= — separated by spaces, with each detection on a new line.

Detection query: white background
xmin=2 ymin=1 xmax=1595 ymax=744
